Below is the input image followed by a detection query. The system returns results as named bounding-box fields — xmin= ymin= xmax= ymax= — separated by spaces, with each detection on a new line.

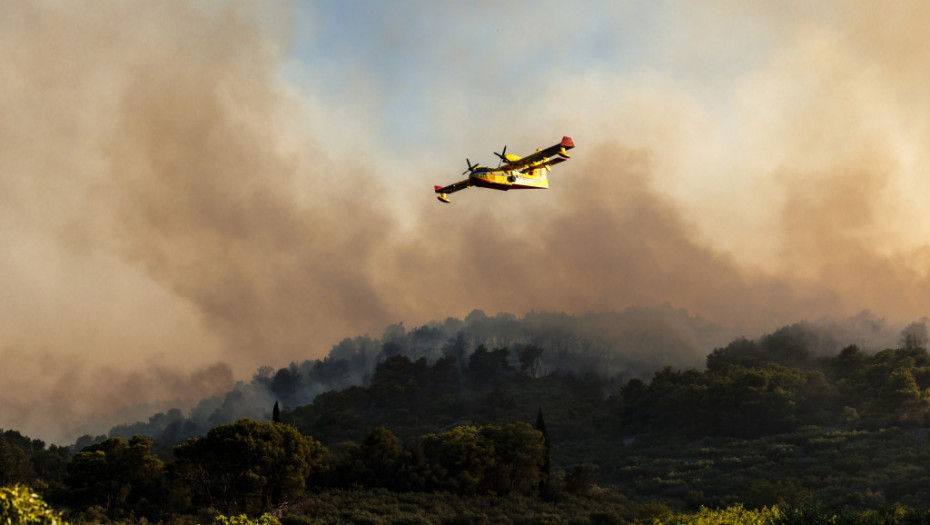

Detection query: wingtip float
xmin=434 ymin=186 xmax=452 ymax=203
xmin=434 ymin=136 xmax=574 ymax=204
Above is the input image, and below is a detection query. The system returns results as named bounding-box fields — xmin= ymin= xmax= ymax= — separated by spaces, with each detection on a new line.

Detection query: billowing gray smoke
xmin=105 ymin=307 xmax=915 ymax=446
xmin=2 ymin=1 xmax=929 ymax=443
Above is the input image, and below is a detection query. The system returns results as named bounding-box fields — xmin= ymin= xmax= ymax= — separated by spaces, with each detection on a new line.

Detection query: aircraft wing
xmin=434 ymin=178 xmax=471 ymax=203
xmin=504 ymin=136 xmax=575 ymax=171
xmin=435 ymin=179 xmax=471 ymax=195
xmin=519 ymin=154 xmax=570 ymax=173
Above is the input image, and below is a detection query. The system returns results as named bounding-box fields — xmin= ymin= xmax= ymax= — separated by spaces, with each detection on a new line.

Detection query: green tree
xmin=481 ymin=422 xmax=546 ymax=495
xmin=291 ymin=386 xmax=369 ymax=443
xmin=429 ymin=355 xmax=462 ymax=396
xmin=536 ymin=408 xmax=551 ymax=493
xmin=619 ymin=367 xmax=708 ymax=433
xmin=519 ymin=345 xmax=545 ymax=377
xmin=707 ymin=365 xmax=805 ymax=437
xmin=418 ymin=423 xmax=545 ymax=496
xmin=0 ymin=430 xmax=70 ymax=488
xmin=421 ymin=426 xmax=495 ymax=495
xmin=876 ymin=367 xmax=929 ymax=426
xmin=64 ymin=436 xmax=164 ymax=516
xmin=565 ymin=463 xmax=598 ymax=495
xmin=0 ymin=439 xmax=34 ymax=486
xmin=830 ymin=345 xmax=865 ymax=379
xmin=468 ymin=346 xmax=513 ymax=386
xmin=345 ymin=427 xmax=407 ymax=488
xmin=33 ymin=445 xmax=71 ymax=490
xmin=174 ymin=418 xmax=325 ymax=514
xmin=369 ymin=355 xmax=427 ymax=407
xmin=0 ymin=485 xmax=69 ymax=525
xmin=881 ymin=368 xmax=921 ymax=407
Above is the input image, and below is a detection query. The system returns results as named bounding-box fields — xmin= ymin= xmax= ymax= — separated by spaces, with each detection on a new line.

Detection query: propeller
xmin=463 ymin=158 xmax=479 ymax=175
xmin=494 ymin=146 xmax=507 ymax=166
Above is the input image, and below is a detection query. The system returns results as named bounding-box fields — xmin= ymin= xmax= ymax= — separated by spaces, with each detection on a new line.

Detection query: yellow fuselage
xmin=471 ymin=167 xmax=549 ymax=191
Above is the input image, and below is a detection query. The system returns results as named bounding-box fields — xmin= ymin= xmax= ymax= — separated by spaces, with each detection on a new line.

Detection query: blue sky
xmin=284 ymin=2 xmax=704 ymax=149
xmin=279 ymin=2 xmax=804 ymax=156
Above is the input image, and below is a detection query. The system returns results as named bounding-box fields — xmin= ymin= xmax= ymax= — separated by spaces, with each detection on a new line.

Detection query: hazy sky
xmin=2 ymin=0 xmax=929 ymax=442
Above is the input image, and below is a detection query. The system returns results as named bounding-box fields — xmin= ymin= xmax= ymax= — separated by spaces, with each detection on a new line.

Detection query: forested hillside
xmin=100 ymin=308 xmax=898 ymax=448
xmin=2 ymin=313 xmax=930 ymax=523
xmin=100 ymin=307 xmax=735 ymax=447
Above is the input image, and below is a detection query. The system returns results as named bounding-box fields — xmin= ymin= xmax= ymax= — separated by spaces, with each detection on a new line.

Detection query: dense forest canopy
xmin=100 ymin=308 xmax=905 ymax=447
xmin=3 ymin=311 xmax=930 ymax=523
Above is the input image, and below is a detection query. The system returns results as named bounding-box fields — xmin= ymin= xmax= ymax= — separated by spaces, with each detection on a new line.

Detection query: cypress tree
xmin=536 ymin=407 xmax=551 ymax=494
xmin=272 ymin=401 xmax=281 ymax=423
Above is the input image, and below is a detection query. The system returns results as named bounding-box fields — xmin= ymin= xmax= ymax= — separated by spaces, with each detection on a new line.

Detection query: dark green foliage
xmin=277 ymin=488 xmax=665 ymax=525
xmin=0 ymin=430 xmax=70 ymax=489
xmin=0 ymin=437 xmax=33 ymax=486
xmin=420 ymin=426 xmax=497 ymax=495
xmin=17 ymin=320 xmax=930 ymax=522
xmin=430 ymin=355 xmax=463 ymax=396
xmin=535 ymin=408 xmax=551 ymax=494
xmin=104 ymin=308 xmax=730 ymax=449
xmin=467 ymin=346 xmax=514 ymax=387
xmin=290 ymin=386 xmax=369 ymax=443
xmin=601 ymin=425 xmax=930 ymax=511
xmin=830 ymin=347 xmax=930 ymax=428
xmin=769 ymin=501 xmax=930 ymax=525
xmin=64 ymin=436 xmax=165 ymax=519
xmin=624 ymin=342 xmax=930 ymax=437
xmin=266 ymin=331 xmax=930 ymax=512
xmin=285 ymin=349 xmax=617 ymax=455
xmin=564 ymin=464 xmax=598 ymax=496
xmin=706 ymin=323 xmax=825 ymax=372
xmin=479 ymin=422 xmax=547 ymax=495
xmin=173 ymin=419 xmax=325 ymax=515
xmin=334 ymin=427 xmax=409 ymax=490
xmin=316 ymin=422 xmax=547 ymax=497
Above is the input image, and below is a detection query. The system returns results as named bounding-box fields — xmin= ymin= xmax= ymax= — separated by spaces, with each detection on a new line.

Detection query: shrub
xmin=0 ymin=485 xmax=69 ymax=525
xmin=213 ymin=513 xmax=280 ymax=525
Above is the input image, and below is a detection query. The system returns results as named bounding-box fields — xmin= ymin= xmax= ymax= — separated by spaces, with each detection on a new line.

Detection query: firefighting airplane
xmin=434 ymin=136 xmax=575 ymax=203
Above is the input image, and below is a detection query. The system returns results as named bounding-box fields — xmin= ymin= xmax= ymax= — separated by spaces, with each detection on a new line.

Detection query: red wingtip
xmin=434 ymin=185 xmax=443 ymax=193
xmin=561 ymin=136 xmax=575 ymax=149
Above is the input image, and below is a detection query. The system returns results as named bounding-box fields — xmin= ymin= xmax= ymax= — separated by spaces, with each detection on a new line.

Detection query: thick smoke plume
xmin=1 ymin=1 xmax=929 ymax=443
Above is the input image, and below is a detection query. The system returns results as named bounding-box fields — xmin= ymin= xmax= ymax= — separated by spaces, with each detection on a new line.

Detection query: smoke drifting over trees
xmin=2 ymin=1 xmax=930 ymax=443
xmin=105 ymin=307 xmax=912 ymax=447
